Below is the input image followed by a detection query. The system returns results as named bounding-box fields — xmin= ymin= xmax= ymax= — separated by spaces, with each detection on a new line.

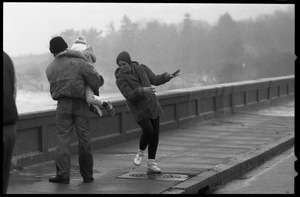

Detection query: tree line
xmin=13 ymin=7 xmax=295 ymax=93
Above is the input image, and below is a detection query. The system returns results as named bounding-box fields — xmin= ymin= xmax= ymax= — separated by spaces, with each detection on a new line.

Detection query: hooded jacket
xmin=115 ymin=61 xmax=172 ymax=123
xmin=63 ymin=46 xmax=97 ymax=64
xmin=46 ymin=55 xmax=103 ymax=101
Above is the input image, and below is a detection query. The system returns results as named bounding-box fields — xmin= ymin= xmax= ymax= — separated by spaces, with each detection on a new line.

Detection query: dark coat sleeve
xmin=141 ymin=64 xmax=172 ymax=86
xmin=116 ymin=77 xmax=145 ymax=102
xmin=80 ymin=62 xmax=104 ymax=93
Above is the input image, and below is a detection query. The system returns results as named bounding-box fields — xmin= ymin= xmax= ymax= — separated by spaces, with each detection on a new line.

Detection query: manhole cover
xmin=117 ymin=172 xmax=189 ymax=181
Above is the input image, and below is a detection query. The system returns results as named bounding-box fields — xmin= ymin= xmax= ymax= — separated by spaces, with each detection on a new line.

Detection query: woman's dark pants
xmin=137 ymin=117 xmax=160 ymax=159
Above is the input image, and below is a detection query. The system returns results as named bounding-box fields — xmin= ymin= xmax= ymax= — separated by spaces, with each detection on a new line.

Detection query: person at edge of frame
xmin=3 ymin=51 xmax=19 ymax=194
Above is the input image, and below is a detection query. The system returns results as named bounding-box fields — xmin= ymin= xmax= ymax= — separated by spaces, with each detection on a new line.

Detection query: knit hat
xmin=116 ymin=51 xmax=132 ymax=65
xmin=49 ymin=36 xmax=68 ymax=54
xmin=71 ymin=36 xmax=87 ymax=51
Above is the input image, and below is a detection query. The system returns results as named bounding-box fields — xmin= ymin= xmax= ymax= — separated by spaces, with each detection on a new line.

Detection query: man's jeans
xmin=55 ymin=98 xmax=93 ymax=179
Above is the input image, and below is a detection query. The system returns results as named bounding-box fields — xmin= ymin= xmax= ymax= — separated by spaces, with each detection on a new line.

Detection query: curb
xmin=162 ymin=135 xmax=294 ymax=194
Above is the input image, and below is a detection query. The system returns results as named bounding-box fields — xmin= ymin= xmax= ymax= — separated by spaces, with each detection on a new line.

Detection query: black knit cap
xmin=49 ymin=36 xmax=68 ymax=54
xmin=116 ymin=51 xmax=132 ymax=65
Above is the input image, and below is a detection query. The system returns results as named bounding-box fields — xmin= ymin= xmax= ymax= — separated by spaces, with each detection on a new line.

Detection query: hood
xmin=85 ymin=46 xmax=97 ymax=63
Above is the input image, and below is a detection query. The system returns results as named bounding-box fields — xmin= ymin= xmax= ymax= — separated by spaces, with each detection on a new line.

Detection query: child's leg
xmin=85 ymin=86 xmax=103 ymax=106
xmin=85 ymin=86 xmax=115 ymax=117
xmin=85 ymin=85 xmax=94 ymax=104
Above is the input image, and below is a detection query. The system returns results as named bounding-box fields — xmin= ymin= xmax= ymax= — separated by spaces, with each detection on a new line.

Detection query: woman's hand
xmin=166 ymin=69 xmax=180 ymax=80
xmin=171 ymin=69 xmax=180 ymax=78
xmin=143 ymin=87 xmax=156 ymax=95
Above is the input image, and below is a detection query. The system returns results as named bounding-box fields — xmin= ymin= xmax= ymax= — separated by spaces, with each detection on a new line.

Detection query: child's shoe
xmin=103 ymin=101 xmax=115 ymax=117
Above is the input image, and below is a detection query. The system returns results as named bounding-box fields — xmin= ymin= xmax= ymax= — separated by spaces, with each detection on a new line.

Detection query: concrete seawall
xmin=11 ymin=76 xmax=294 ymax=168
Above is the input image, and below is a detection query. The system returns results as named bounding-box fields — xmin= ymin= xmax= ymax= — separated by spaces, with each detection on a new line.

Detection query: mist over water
xmin=7 ymin=5 xmax=295 ymax=114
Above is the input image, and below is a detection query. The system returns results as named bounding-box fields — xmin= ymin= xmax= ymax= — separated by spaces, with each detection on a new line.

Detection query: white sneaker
xmin=133 ymin=151 xmax=144 ymax=166
xmin=147 ymin=162 xmax=161 ymax=174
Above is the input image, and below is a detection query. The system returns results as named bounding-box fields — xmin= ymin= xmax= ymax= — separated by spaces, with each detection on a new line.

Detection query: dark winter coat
xmin=3 ymin=51 xmax=18 ymax=125
xmin=46 ymin=55 xmax=104 ymax=101
xmin=115 ymin=61 xmax=172 ymax=123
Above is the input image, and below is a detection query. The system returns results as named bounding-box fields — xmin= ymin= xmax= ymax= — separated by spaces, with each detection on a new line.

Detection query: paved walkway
xmin=210 ymin=146 xmax=295 ymax=194
xmin=7 ymin=98 xmax=294 ymax=194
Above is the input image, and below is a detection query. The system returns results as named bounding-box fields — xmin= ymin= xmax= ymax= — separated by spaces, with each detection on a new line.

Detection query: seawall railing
xmin=12 ymin=75 xmax=294 ymax=168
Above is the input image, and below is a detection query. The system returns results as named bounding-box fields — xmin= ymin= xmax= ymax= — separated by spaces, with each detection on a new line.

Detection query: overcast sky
xmin=3 ymin=2 xmax=293 ymax=57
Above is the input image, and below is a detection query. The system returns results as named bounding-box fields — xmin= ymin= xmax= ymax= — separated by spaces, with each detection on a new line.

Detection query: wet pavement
xmin=210 ymin=146 xmax=296 ymax=194
xmin=7 ymin=98 xmax=294 ymax=194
